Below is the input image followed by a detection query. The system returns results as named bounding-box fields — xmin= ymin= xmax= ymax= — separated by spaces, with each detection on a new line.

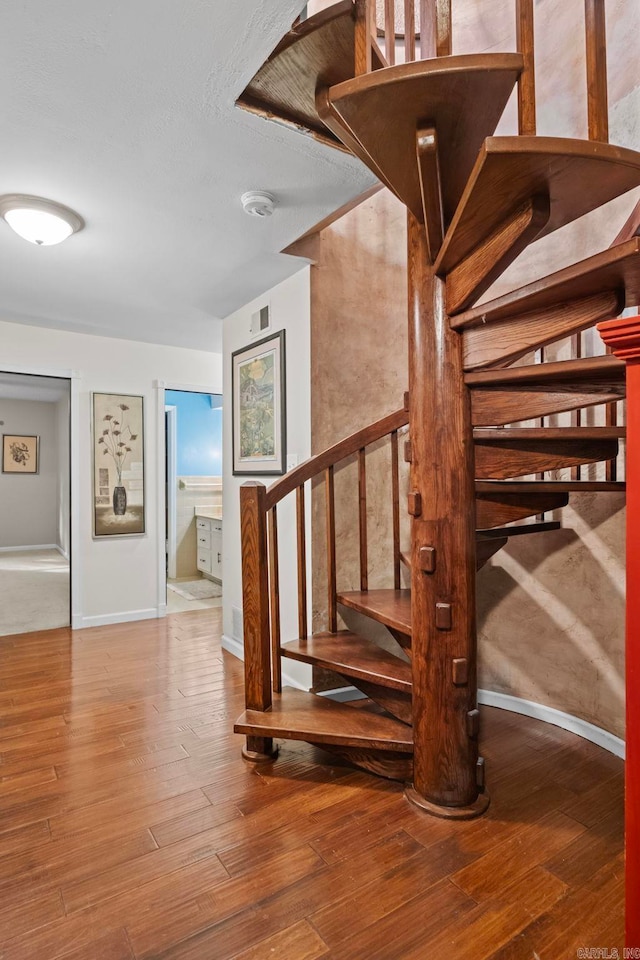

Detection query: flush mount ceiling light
xmin=241 ymin=192 xmax=275 ymax=218
xmin=0 ymin=194 xmax=84 ymax=246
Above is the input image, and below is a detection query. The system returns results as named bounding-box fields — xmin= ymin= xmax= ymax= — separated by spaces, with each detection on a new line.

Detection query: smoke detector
xmin=241 ymin=192 xmax=275 ymax=218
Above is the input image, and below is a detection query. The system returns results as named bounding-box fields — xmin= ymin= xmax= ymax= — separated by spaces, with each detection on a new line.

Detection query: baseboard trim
xmin=0 ymin=543 xmax=59 ymax=554
xmin=221 ymin=634 xmax=309 ymax=692
xmin=55 ymin=545 xmax=69 ymax=560
xmin=477 ymin=689 xmax=625 ymax=759
xmin=74 ymin=607 xmax=162 ymax=630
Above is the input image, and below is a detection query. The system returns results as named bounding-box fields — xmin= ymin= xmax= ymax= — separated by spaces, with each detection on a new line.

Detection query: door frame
xmin=165 ymin=405 xmax=177 ymax=580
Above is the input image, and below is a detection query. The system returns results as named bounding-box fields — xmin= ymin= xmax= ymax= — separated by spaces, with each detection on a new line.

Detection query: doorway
xmin=164 ymin=390 xmax=223 ymax=614
xmin=0 ymin=372 xmax=71 ymax=636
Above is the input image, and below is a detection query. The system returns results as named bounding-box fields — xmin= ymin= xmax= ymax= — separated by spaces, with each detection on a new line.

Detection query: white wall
xmin=222 ymin=267 xmax=312 ymax=689
xmin=0 ymin=319 xmax=222 ymax=627
xmin=0 ymin=398 xmax=59 ymax=549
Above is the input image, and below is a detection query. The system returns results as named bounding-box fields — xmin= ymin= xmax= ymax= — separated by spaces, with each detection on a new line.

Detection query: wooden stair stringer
xmin=317 ymin=54 xmax=524 ymax=222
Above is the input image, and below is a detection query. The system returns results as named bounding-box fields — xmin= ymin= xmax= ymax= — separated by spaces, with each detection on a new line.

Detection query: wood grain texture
xmin=325 ymin=466 xmax=337 ymax=633
xmin=436 ymin=141 xmax=640 ymax=276
xmin=297 ymin=484 xmax=308 ymax=641
xmin=355 ymin=0 xmax=373 ymax=75
xmin=585 ymin=0 xmax=609 ymax=143
xmin=359 ymin=447 xmax=369 ymax=591
xmin=446 ymin=195 xmax=550 ymax=315
xmin=462 ymin=291 xmax=622 ymax=370
xmin=391 ymin=430 xmax=402 ymax=590
xmin=416 ymin=126 xmax=444 ymax=259
xmin=0 ymin=610 xmax=623 ymax=959
xmin=404 ymin=0 xmax=416 ymax=61
xmin=318 ymin=55 xmax=523 ymax=223
xmin=337 ymin=588 xmax=412 ymax=635
xmin=474 ymin=435 xmax=619 ymax=480
xmin=240 ymin=484 xmax=272 ymax=720
xmin=454 ymin=237 xmax=640 ymax=330
xmin=475 ymin=492 xmax=569 ymax=528
xmin=282 ymin=633 xmax=412 ymax=692
xmin=237 ymin=2 xmax=355 ymax=147
xmin=515 ymin=0 xmax=536 ymax=136
xmin=407 ymin=213 xmax=480 ymax=810
xmin=268 ymin=506 xmax=282 ymax=694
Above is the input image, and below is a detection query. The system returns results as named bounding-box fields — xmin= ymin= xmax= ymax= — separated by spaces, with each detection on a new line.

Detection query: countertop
xmin=195 ymin=509 xmax=223 ymax=521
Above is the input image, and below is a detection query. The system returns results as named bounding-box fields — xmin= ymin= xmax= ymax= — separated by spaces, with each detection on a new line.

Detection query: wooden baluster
xmin=436 ymin=0 xmax=452 ymax=57
xmin=391 ymin=430 xmax=401 ymax=590
xmin=268 ymin=506 xmax=282 ymax=693
xmin=359 ymin=447 xmax=369 ymax=591
xmin=585 ymin=0 xmax=609 ymax=142
xmin=355 ymin=0 xmax=373 ymax=75
xmin=515 ymin=0 xmax=536 ymax=136
xmin=240 ymin=482 xmax=275 ymax=760
xmin=585 ymin=0 xmax=616 ymax=477
xmin=296 ymin=484 xmax=308 ymax=640
xmin=404 ymin=0 xmax=416 ymax=62
xmin=385 ymin=0 xmax=396 ymax=65
xmin=420 ymin=0 xmax=436 ymax=59
xmin=325 ymin=466 xmax=337 ymax=633
xmin=572 ymin=334 xmax=583 ymax=481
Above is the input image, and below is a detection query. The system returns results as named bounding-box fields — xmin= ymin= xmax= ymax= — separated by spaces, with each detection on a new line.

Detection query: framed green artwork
xmin=232 ymin=330 xmax=286 ymax=476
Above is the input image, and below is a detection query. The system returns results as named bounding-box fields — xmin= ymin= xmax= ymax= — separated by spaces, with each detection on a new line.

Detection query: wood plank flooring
xmin=0 ymin=609 xmax=624 ymax=959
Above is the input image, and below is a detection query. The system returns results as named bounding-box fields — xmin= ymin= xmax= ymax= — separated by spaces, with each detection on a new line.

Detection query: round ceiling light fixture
xmin=0 ymin=194 xmax=85 ymax=246
xmin=241 ymin=191 xmax=275 ymax=218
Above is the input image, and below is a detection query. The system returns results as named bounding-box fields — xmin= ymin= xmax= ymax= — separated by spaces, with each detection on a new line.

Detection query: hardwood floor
xmin=0 ymin=609 xmax=623 ymax=959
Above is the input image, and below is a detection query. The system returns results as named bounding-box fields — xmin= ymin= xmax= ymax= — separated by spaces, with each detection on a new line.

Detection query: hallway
xmin=0 ymin=609 xmax=624 ymax=959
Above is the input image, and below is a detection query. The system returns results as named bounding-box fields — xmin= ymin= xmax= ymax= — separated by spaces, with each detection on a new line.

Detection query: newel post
xmin=239 ymin=481 xmax=277 ymax=762
xmin=598 ymin=315 xmax=640 ymax=950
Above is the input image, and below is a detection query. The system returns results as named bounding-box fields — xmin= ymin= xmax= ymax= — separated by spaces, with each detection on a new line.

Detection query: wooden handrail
xmin=264 ymin=406 xmax=408 ymax=511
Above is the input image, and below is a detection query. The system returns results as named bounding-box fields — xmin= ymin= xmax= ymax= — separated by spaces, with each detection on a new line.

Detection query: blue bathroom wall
xmin=166 ymin=390 xmax=223 ymax=476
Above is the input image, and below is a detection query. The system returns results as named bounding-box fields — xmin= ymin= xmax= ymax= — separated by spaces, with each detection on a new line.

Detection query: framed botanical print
xmin=2 ymin=435 xmax=39 ymax=474
xmin=92 ymin=393 xmax=145 ymax=538
xmin=232 ymin=330 xmax=286 ymax=476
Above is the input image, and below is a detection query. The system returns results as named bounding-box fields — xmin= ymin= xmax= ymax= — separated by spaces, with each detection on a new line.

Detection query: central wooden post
xmin=404 ymin=213 xmax=489 ymax=818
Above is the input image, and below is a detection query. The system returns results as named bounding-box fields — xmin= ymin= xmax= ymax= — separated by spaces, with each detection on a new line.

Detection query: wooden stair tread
xmin=281 ymin=633 xmax=411 ymax=692
xmin=466 ymin=354 xmax=625 ymax=387
xmin=453 ymin=238 xmax=640 ymax=330
xmin=476 ymin=480 xmax=626 ymax=493
xmin=337 ymin=589 xmax=412 ymax=635
xmin=236 ymin=2 xmax=355 ymax=151
xmin=436 ymin=138 xmax=640 ymax=277
xmin=473 ymin=427 xmax=621 ymax=479
xmin=234 ymin=689 xmax=413 ymax=752
xmin=318 ymin=54 xmax=523 ymax=223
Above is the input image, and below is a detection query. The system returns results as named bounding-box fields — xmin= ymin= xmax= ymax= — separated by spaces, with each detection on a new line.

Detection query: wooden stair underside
xmin=473 ymin=427 xmax=622 ymax=479
xmin=317 ymin=54 xmax=523 ymax=223
xmin=458 ymin=239 xmax=640 ymax=369
xmin=436 ymin=138 xmax=640 ymax=278
xmin=236 ymin=2 xmax=355 ymax=150
xmin=282 ymin=633 xmax=411 ymax=692
xmin=466 ymin=355 xmax=626 ymax=426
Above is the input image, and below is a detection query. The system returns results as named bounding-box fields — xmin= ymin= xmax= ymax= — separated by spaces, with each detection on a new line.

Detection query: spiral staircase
xmin=232 ymin=0 xmax=639 ymax=821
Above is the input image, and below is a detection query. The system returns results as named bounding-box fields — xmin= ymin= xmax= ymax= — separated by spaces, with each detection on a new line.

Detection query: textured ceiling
xmin=0 ymin=0 xmax=374 ymax=352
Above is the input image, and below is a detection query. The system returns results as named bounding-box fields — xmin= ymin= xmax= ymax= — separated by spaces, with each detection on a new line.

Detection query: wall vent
xmin=250 ymin=305 xmax=270 ymax=338
xmin=232 ymin=605 xmax=244 ymax=642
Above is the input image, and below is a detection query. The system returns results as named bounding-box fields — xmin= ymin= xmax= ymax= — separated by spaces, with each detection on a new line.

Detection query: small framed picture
xmin=2 ymin=435 xmax=39 ymax=474
xmin=232 ymin=330 xmax=286 ymax=476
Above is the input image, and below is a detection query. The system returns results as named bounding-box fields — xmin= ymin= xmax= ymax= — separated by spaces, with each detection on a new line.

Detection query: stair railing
xmin=239 ymin=405 xmax=408 ymax=725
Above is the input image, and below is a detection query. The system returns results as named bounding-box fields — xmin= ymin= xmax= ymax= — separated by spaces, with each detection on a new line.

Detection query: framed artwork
xmin=2 ymin=435 xmax=39 ymax=474
xmin=92 ymin=393 xmax=145 ymax=538
xmin=232 ymin=330 xmax=286 ymax=476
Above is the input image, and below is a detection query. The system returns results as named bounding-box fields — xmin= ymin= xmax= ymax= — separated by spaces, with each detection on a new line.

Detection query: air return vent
xmin=250 ymin=305 xmax=270 ymax=338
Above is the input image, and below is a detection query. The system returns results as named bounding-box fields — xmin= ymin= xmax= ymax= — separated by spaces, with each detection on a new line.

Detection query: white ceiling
xmin=0 ymin=1 xmax=374 ymax=353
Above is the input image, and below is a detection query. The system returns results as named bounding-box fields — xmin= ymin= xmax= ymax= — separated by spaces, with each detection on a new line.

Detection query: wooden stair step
xmin=474 ymin=427 xmax=621 ymax=479
xmin=281 ymin=633 xmax=411 ymax=693
xmin=317 ymin=54 xmax=523 ymax=223
xmin=476 ymin=491 xmax=569 ymax=528
xmin=435 ymin=138 xmax=640 ymax=290
xmin=456 ymin=238 xmax=640 ymax=370
xmin=476 ymin=480 xmax=626 ymax=494
xmin=337 ymin=589 xmax=411 ymax=636
xmin=234 ymin=688 xmax=413 ymax=752
xmin=466 ymin=355 xmax=626 ymax=426
xmin=236 ymin=2 xmax=356 ymax=152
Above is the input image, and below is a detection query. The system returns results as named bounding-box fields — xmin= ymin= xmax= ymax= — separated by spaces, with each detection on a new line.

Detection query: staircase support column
xmin=404 ymin=213 xmax=489 ymax=818
xmin=597 ymin=314 xmax=640 ymax=951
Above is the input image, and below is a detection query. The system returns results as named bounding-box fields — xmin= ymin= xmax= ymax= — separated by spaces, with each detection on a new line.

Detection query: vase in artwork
xmin=113 ymin=485 xmax=127 ymax=516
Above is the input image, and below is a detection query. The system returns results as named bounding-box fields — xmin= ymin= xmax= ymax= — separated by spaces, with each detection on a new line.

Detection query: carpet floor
xmin=0 ymin=548 xmax=70 ymax=636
